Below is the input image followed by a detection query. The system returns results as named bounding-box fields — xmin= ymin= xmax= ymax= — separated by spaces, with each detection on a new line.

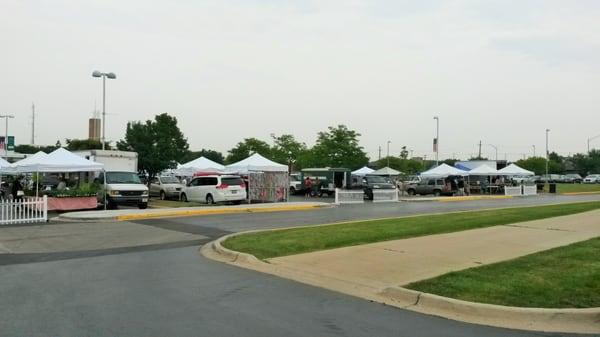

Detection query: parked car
xmin=289 ymin=173 xmax=302 ymax=195
xmin=537 ymin=174 xmax=562 ymax=183
xmin=563 ymin=174 xmax=583 ymax=184
xmin=406 ymin=178 xmax=455 ymax=196
xmin=149 ymin=175 xmax=184 ymax=200
xmin=511 ymin=175 xmax=536 ymax=184
xmin=97 ymin=171 xmax=149 ymax=209
xmin=583 ymin=174 xmax=600 ymax=184
xmin=180 ymin=174 xmax=246 ymax=204
xmin=359 ymin=175 xmax=395 ymax=200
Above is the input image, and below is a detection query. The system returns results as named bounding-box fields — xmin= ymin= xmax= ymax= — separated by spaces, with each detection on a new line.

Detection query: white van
xmin=97 ymin=171 xmax=149 ymax=209
xmin=181 ymin=175 xmax=246 ymax=204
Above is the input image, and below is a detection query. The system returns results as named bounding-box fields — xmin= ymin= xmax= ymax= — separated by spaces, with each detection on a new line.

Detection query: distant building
xmin=88 ymin=118 xmax=101 ymax=141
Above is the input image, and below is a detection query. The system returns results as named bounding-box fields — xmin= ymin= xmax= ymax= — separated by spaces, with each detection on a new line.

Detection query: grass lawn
xmin=223 ymin=201 xmax=600 ymax=260
xmin=148 ymin=199 xmax=205 ymax=208
xmin=555 ymin=183 xmax=600 ymax=194
xmin=406 ymin=237 xmax=600 ymax=308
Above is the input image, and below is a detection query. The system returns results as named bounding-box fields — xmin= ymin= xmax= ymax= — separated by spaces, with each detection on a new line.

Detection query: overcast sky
xmin=1 ymin=0 xmax=599 ymax=161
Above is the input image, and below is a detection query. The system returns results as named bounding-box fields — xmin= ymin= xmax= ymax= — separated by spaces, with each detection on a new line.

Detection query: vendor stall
xmin=8 ymin=148 xmax=104 ymax=211
xmin=420 ymin=163 xmax=469 ymax=178
xmin=351 ymin=166 xmax=375 ymax=176
xmin=226 ymin=153 xmax=288 ymax=203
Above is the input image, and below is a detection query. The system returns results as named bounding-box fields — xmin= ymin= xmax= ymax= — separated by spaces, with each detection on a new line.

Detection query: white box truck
xmin=75 ymin=150 xmax=148 ymax=209
xmin=75 ymin=150 xmax=138 ymax=172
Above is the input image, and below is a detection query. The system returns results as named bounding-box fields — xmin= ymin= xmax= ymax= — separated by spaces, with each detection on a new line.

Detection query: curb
xmin=202 ymin=230 xmax=600 ymax=334
xmin=400 ymin=196 xmax=514 ymax=202
xmin=58 ymin=204 xmax=331 ymax=222
xmin=380 ymin=287 xmax=600 ymax=334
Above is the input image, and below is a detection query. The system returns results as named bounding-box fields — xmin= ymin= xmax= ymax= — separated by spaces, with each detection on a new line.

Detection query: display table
xmin=47 ymin=196 xmax=97 ymax=211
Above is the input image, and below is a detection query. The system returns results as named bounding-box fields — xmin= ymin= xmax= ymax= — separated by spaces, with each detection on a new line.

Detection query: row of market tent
xmin=351 ymin=163 xmax=533 ymax=179
xmin=0 ymin=148 xmax=104 ymax=174
xmin=172 ymin=153 xmax=288 ymax=176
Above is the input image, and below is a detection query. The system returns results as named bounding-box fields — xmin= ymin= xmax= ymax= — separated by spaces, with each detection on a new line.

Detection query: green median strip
xmin=406 ymin=237 xmax=600 ymax=308
xmin=223 ymin=201 xmax=600 ymax=260
xmin=556 ymin=183 xmax=600 ymax=194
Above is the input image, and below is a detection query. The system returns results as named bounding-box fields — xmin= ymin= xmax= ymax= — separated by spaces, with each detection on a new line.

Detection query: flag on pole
xmin=433 ymin=138 xmax=438 ymax=152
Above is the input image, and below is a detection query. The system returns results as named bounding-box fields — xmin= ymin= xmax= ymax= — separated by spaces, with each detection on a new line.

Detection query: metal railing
xmin=334 ymin=188 xmax=365 ymax=205
xmin=0 ymin=195 xmax=48 ymax=225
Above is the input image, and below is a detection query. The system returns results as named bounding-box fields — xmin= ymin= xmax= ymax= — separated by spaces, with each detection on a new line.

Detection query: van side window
xmin=207 ymin=177 xmax=218 ymax=186
xmin=428 ymin=180 xmax=435 ymax=186
xmin=190 ymin=178 xmax=201 ymax=186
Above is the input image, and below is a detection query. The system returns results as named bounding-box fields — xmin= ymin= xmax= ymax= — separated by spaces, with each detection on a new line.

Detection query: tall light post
xmin=532 ymin=145 xmax=536 ymax=157
xmin=433 ymin=116 xmax=439 ymax=165
xmin=386 ymin=140 xmax=391 ymax=167
xmin=488 ymin=144 xmax=498 ymax=161
xmin=92 ymin=70 xmax=117 ymax=150
xmin=0 ymin=115 xmax=15 ymax=159
xmin=587 ymin=134 xmax=600 ymax=154
xmin=545 ymin=129 xmax=550 ymax=179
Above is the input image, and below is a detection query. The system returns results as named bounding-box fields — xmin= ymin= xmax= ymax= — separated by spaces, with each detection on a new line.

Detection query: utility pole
xmin=532 ymin=145 xmax=536 ymax=157
xmin=478 ymin=141 xmax=482 ymax=158
xmin=545 ymin=129 xmax=550 ymax=179
xmin=0 ymin=115 xmax=15 ymax=159
xmin=433 ymin=116 xmax=439 ymax=165
xmin=31 ymin=102 xmax=35 ymax=145
xmin=378 ymin=146 xmax=381 ymax=161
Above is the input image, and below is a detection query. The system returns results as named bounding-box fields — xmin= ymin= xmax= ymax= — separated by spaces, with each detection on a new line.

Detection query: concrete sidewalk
xmin=58 ymin=201 xmax=330 ymax=221
xmin=267 ymin=209 xmax=600 ymax=288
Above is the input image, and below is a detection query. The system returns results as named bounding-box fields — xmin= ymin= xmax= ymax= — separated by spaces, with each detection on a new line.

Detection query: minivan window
xmin=106 ymin=172 xmax=142 ymax=184
xmin=199 ymin=177 xmax=218 ymax=186
xmin=222 ymin=177 xmax=243 ymax=185
xmin=366 ymin=176 xmax=387 ymax=183
xmin=428 ymin=180 xmax=435 ymax=185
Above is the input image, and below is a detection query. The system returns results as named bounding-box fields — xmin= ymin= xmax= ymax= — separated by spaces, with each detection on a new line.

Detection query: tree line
xmin=14 ymin=113 xmax=600 ymax=180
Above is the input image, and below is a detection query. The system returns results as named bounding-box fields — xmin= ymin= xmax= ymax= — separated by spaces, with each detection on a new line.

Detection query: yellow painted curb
xmin=116 ymin=205 xmax=323 ymax=221
xmin=438 ymin=196 xmax=513 ymax=202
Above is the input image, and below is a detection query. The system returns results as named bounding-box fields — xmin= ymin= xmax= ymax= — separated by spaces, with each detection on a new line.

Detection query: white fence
xmin=373 ymin=189 xmax=400 ymax=203
xmin=523 ymin=185 xmax=538 ymax=196
xmin=0 ymin=195 xmax=48 ymax=225
xmin=504 ymin=186 xmax=523 ymax=197
xmin=504 ymin=185 xmax=538 ymax=197
xmin=334 ymin=188 xmax=364 ymax=205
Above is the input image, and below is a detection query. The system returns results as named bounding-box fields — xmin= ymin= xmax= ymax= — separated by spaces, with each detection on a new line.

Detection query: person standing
xmin=304 ymin=177 xmax=313 ymax=197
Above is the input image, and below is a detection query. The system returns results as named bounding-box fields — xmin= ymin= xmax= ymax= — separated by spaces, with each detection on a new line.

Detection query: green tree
xmin=66 ymin=138 xmax=107 ymax=151
xmin=270 ymin=134 xmax=308 ymax=171
xmin=117 ymin=113 xmax=189 ymax=180
xmin=399 ymin=146 xmax=409 ymax=160
xmin=309 ymin=125 xmax=369 ymax=170
xmin=515 ymin=157 xmax=562 ymax=175
xmin=182 ymin=149 xmax=224 ymax=164
xmin=15 ymin=142 xmax=61 ymax=154
xmin=225 ymin=138 xmax=272 ymax=164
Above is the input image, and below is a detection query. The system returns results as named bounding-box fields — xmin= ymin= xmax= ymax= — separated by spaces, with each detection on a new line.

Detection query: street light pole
xmin=386 ymin=140 xmax=391 ymax=167
xmin=532 ymin=145 xmax=536 ymax=157
xmin=545 ymin=129 xmax=550 ymax=178
xmin=433 ymin=116 xmax=439 ymax=165
xmin=92 ymin=70 xmax=117 ymax=150
xmin=0 ymin=115 xmax=15 ymax=160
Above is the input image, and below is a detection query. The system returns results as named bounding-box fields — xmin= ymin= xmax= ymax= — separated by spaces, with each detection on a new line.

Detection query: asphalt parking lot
xmin=1 ymin=194 xmax=598 ymax=337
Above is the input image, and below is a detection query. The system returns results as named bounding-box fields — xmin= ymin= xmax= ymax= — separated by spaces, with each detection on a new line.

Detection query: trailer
xmin=300 ymin=167 xmax=351 ymax=196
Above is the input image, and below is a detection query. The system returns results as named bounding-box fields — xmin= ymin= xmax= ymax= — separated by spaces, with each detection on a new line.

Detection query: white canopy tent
xmin=351 ymin=166 xmax=375 ymax=176
xmin=498 ymin=163 xmax=534 ymax=176
xmin=226 ymin=153 xmax=288 ymax=173
xmin=5 ymin=151 xmax=48 ymax=173
xmin=34 ymin=148 xmax=104 ymax=172
xmin=371 ymin=167 xmax=402 ymax=176
xmin=467 ymin=164 xmax=500 ymax=176
xmin=420 ymin=163 xmax=468 ymax=177
xmin=173 ymin=156 xmax=225 ymax=176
